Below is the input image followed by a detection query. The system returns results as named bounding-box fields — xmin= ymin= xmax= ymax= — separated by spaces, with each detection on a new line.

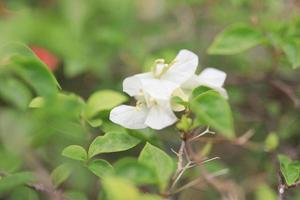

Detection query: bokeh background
xmin=1 ymin=0 xmax=300 ymax=199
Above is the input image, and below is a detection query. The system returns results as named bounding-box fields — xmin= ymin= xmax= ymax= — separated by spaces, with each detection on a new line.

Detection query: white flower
xmin=109 ymin=49 xmax=228 ymax=130
xmin=110 ymin=49 xmax=198 ymax=130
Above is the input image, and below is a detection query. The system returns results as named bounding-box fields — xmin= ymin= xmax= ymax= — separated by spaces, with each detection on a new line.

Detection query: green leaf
xmin=85 ymin=90 xmax=127 ymax=118
xmin=62 ymin=145 xmax=87 ymax=162
xmin=264 ymin=132 xmax=279 ymax=152
xmin=0 ymin=76 xmax=32 ymax=110
xmin=255 ymin=184 xmax=277 ymax=200
xmin=9 ymin=187 xmax=39 ymax=200
xmin=87 ymin=159 xmax=113 ymax=178
xmin=114 ymin=158 xmax=156 ymax=185
xmin=281 ymin=38 xmax=300 ymax=69
xmin=207 ymin=24 xmax=264 ymax=55
xmin=191 ymin=86 xmax=212 ymax=99
xmin=141 ymin=195 xmax=163 ymax=200
xmin=0 ymin=43 xmax=60 ymax=97
xmin=278 ymin=154 xmax=300 ymax=186
xmin=0 ymin=172 xmax=35 ymax=194
xmin=50 ymin=164 xmax=72 ymax=188
xmin=88 ymin=131 xmax=140 ymax=158
xmin=138 ymin=143 xmax=174 ymax=192
xmin=190 ymin=90 xmax=235 ymax=138
xmin=102 ymin=176 xmax=140 ymax=200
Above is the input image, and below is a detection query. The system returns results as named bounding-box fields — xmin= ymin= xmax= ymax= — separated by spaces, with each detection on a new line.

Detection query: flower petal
xmin=198 ymin=68 xmax=226 ymax=87
xmin=141 ymin=79 xmax=178 ymax=100
xmin=198 ymin=68 xmax=228 ymax=99
xmin=162 ymin=49 xmax=198 ymax=85
xmin=109 ymin=105 xmax=148 ymax=129
xmin=145 ymin=103 xmax=177 ymax=130
xmin=123 ymin=73 xmax=152 ymax=96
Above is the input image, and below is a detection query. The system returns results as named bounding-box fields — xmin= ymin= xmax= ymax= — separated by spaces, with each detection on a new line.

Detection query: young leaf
xmin=62 ymin=145 xmax=87 ymax=162
xmin=87 ymin=159 xmax=113 ymax=178
xmin=0 ymin=172 xmax=35 ymax=194
xmin=281 ymin=38 xmax=300 ymax=69
xmin=102 ymin=176 xmax=140 ymax=200
xmin=50 ymin=164 xmax=72 ymax=188
xmin=88 ymin=131 xmax=140 ymax=158
xmin=138 ymin=143 xmax=174 ymax=192
xmin=190 ymin=91 xmax=235 ymax=138
xmin=114 ymin=158 xmax=156 ymax=185
xmin=264 ymin=132 xmax=279 ymax=152
xmin=85 ymin=90 xmax=128 ymax=118
xmin=207 ymin=24 xmax=264 ymax=55
xmin=278 ymin=154 xmax=300 ymax=186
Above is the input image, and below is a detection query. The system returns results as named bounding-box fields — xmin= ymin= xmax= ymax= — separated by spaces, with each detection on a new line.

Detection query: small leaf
xmin=85 ymin=90 xmax=128 ymax=118
xmin=114 ymin=158 xmax=156 ymax=185
xmin=50 ymin=164 xmax=72 ymax=188
xmin=138 ymin=143 xmax=174 ymax=192
xmin=281 ymin=38 xmax=300 ymax=69
xmin=264 ymin=132 xmax=279 ymax=152
xmin=0 ymin=172 xmax=35 ymax=194
xmin=87 ymin=159 xmax=113 ymax=178
xmin=28 ymin=97 xmax=45 ymax=108
xmin=278 ymin=154 xmax=300 ymax=186
xmin=88 ymin=131 xmax=140 ymax=158
xmin=102 ymin=176 xmax=140 ymax=200
xmin=62 ymin=145 xmax=87 ymax=162
xmin=207 ymin=23 xmax=264 ymax=55
xmin=190 ymin=90 xmax=235 ymax=138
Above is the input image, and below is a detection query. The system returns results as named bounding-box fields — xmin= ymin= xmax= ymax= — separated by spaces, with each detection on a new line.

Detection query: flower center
xmin=152 ymin=58 xmax=176 ymax=78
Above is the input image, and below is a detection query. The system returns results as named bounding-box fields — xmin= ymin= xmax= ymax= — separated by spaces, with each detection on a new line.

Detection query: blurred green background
xmin=1 ymin=0 xmax=300 ymax=199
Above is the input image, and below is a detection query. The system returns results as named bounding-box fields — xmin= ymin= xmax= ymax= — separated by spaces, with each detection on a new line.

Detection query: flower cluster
xmin=110 ymin=49 xmax=227 ymax=130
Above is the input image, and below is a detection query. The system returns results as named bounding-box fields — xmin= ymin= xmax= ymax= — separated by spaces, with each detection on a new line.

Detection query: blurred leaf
xmin=191 ymin=86 xmax=212 ymax=99
xmin=62 ymin=145 xmax=87 ymax=162
xmin=102 ymin=176 xmax=140 ymax=200
xmin=141 ymin=195 xmax=163 ymax=200
xmin=0 ymin=150 xmax=21 ymax=173
xmin=85 ymin=90 xmax=127 ymax=118
xmin=87 ymin=159 xmax=113 ymax=178
xmin=88 ymin=131 xmax=140 ymax=158
xmin=9 ymin=186 xmax=39 ymax=200
xmin=264 ymin=132 xmax=279 ymax=152
xmin=0 ymin=172 xmax=35 ymax=194
xmin=0 ymin=43 xmax=60 ymax=97
xmin=190 ymin=90 xmax=235 ymax=138
xmin=281 ymin=38 xmax=300 ymax=69
xmin=0 ymin=76 xmax=32 ymax=110
xmin=138 ymin=143 xmax=174 ymax=192
xmin=28 ymin=97 xmax=45 ymax=108
xmin=278 ymin=154 xmax=300 ymax=186
xmin=64 ymin=190 xmax=88 ymax=200
xmin=50 ymin=164 xmax=72 ymax=188
xmin=255 ymin=184 xmax=277 ymax=200
xmin=208 ymin=24 xmax=263 ymax=55
xmin=114 ymin=158 xmax=156 ymax=185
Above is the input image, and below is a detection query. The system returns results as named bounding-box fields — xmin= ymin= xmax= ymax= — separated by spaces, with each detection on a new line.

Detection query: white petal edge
xmin=162 ymin=49 xmax=198 ymax=85
xmin=198 ymin=68 xmax=226 ymax=88
xmin=145 ymin=104 xmax=177 ymax=130
xmin=109 ymin=105 xmax=148 ymax=129
xmin=123 ymin=73 xmax=152 ymax=96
